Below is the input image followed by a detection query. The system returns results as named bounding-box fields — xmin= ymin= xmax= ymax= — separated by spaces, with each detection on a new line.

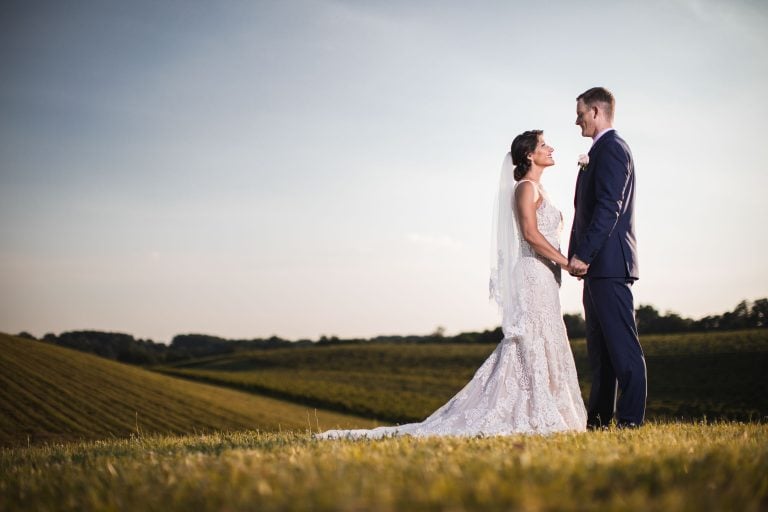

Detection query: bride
xmin=316 ymin=130 xmax=587 ymax=438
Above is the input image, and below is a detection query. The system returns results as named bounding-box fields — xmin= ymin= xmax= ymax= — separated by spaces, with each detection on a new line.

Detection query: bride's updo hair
xmin=510 ymin=130 xmax=542 ymax=181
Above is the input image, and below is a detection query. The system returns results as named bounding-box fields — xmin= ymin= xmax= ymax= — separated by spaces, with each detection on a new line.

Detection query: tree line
xmin=563 ymin=299 xmax=766 ymax=338
xmin=15 ymin=297 xmax=766 ymax=366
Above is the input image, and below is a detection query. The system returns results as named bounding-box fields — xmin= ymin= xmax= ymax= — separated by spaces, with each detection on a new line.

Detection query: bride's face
xmin=529 ymin=136 xmax=555 ymax=168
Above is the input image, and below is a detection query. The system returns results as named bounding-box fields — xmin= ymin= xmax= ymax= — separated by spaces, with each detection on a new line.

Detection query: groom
xmin=568 ymin=87 xmax=646 ymax=429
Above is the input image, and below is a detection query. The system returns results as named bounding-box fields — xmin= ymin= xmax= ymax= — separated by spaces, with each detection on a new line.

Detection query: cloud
xmin=673 ymin=0 xmax=768 ymax=45
xmin=406 ymin=233 xmax=463 ymax=250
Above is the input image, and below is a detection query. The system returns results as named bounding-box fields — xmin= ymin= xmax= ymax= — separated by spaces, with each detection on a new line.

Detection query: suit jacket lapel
xmin=574 ymin=166 xmax=584 ymax=208
xmin=578 ymin=130 xmax=616 ymax=205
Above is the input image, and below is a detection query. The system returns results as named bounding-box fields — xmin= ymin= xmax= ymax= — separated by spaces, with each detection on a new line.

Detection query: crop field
xmin=2 ymin=330 xmax=767 ymax=511
xmin=157 ymin=329 xmax=768 ymax=424
xmin=2 ymin=422 xmax=766 ymax=511
xmin=0 ymin=333 xmax=375 ymax=446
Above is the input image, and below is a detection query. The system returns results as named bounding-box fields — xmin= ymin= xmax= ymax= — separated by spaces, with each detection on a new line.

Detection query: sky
xmin=1 ymin=0 xmax=767 ymax=343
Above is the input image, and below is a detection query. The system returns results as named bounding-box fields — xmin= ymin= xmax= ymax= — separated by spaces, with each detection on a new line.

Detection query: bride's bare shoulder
xmin=514 ymin=180 xmax=540 ymax=204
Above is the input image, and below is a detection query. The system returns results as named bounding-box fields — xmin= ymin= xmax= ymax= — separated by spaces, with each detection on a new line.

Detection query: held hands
xmin=558 ymin=256 xmax=589 ymax=279
xmin=566 ymin=256 xmax=589 ymax=279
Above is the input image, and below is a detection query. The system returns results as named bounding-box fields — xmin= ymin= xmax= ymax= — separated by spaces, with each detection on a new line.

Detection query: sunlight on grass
xmin=0 ymin=333 xmax=375 ymax=446
xmin=2 ymin=422 xmax=766 ymax=511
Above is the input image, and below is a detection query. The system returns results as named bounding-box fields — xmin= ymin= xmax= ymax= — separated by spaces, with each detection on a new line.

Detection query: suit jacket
xmin=568 ymin=130 xmax=639 ymax=279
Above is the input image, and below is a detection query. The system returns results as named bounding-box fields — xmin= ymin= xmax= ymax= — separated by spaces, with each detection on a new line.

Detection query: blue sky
xmin=1 ymin=0 xmax=766 ymax=342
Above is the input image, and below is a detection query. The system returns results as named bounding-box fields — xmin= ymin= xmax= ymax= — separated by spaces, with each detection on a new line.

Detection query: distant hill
xmin=33 ymin=330 xmax=308 ymax=366
xmin=158 ymin=330 xmax=768 ymax=423
xmin=25 ymin=298 xmax=767 ymax=366
xmin=0 ymin=333 xmax=374 ymax=446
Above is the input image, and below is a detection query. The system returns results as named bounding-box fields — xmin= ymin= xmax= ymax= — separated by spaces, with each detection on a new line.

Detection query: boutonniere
xmin=578 ymin=154 xmax=589 ymax=171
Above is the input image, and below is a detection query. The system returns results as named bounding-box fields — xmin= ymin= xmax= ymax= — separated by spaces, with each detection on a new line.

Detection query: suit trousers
xmin=583 ymin=277 xmax=647 ymax=426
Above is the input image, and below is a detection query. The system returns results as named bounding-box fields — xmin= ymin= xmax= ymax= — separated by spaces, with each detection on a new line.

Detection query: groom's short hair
xmin=577 ymin=87 xmax=615 ymax=120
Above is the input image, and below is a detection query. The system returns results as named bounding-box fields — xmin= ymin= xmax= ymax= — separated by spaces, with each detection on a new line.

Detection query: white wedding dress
xmin=315 ymin=179 xmax=586 ymax=439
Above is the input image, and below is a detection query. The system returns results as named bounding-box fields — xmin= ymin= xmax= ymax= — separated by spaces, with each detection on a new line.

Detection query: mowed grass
xmin=157 ymin=329 xmax=768 ymax=423
xmin=0 ymin=333 xmax=375 ymax=447
xmin=1 ymin=422 xmax=766 ymax=511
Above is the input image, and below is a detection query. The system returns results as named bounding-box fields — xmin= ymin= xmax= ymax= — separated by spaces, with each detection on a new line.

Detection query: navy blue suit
xmin=568 ymin=129 xmax=646 ymax=427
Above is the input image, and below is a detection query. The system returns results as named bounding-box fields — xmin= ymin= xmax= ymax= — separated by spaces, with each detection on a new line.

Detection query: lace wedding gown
xmin=315 ymin=181 xmax=586 ymax=439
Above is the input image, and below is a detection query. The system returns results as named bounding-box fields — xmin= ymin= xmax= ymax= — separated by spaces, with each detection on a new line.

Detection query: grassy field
xmin=0 ymin=333 xmax=375 ymax=447
xmin=3 ymin=330 xmax=767 ymax=510
xmin=1 ymin=422 xmax=766 ymax=511
xmin=157 ymin=329 xmax=768 ymax=423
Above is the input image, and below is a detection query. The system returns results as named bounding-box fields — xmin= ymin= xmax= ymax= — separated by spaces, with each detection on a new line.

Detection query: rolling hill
xmin=0 ymin=333 xmax=375 ymax=446
xmin=157 ymin=329 xmax=768 ymax=423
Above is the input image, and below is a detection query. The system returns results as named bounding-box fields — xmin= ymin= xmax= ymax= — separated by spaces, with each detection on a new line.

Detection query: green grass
xmin=0 ymin=333 xmax=375 ymax=447
xmin=157 ymin=343 xmax=489 ymax=422
xmin=3 ymin=330 xmax=767 ymax=510
xmin=156 ymin=329 xmax=768 ymax=423
xmin=1 ymin=422 xmax=766 ymax=511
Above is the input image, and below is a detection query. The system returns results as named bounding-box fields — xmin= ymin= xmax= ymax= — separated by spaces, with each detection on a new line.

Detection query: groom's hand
xmin=568 ymin=256 xmax=589 ymax=279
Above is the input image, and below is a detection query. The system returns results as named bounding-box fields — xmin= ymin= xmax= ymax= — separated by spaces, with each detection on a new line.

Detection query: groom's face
xmin=575 ymin=100 xmax=597 ymax=138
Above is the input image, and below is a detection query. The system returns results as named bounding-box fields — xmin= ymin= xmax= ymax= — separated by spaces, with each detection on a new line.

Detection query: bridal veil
xmin=489 ymin=152 xmax=526 ymax=340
